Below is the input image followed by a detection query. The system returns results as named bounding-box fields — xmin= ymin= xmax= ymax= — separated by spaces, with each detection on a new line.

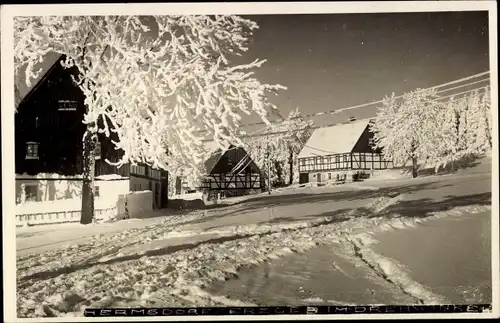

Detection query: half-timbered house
xmin=198 ymin=144 xmax=264 ymax=199
xmin=15 ymin=54 xmax=169 ymax=210
xmin=297 ymin=119 xmax=393 ymax=184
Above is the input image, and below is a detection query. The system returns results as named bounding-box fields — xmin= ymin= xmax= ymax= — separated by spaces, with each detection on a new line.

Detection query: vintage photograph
xmin=1 ymin=1 xmax=498 ymax=320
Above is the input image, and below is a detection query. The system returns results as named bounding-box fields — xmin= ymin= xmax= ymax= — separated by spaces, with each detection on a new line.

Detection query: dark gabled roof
xmin=17 ymin=53 xmax=65 ymax=107
xmin=203 ymin=144 xmax=232 ymax=174
xmin=203 ymin=144 xmax=261 ymax=175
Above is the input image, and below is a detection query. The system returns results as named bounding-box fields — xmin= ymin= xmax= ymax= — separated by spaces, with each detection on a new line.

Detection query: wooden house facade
xmin=297 ymin=119 xmax=393 ymax=184
xmin=15 ymin=54 xmax=169 ymax=209
xmin=198 ymin=144 xmax=264 ymax=199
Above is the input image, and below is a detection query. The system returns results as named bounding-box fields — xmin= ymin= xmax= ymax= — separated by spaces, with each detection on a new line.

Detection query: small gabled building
xmin=297 ymin=119 xmax=393 ymax=183
xmin=198 ymin=143 xmax=264 ymax=199
xmin=15 ymin=54 xmax=169 ymax=210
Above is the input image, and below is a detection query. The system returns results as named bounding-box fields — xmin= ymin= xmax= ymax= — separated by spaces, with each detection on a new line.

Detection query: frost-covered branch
xmin=14 ymin=15 xmax=286 ymax=176
xmin=245 ymin=108 xmax=314 ymax=185
xmin=370 ymin=86 xmax=492 ymax=175
xmin=370 ymin=88 xmax=444 ymax=170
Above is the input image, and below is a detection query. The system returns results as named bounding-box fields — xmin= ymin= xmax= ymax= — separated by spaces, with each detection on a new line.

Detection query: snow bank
xmin=96 ymin=174 xmax=128 ymax=180
xmin=16 ymin=173 xmax=84 ymax=180
xmin=346 ymin=234 xmax=448 ymax=305
xmin=17 ymin=173 xmax=128 ymax=180
xmin=367 ymin=169 xmax=410 ymax=181
xmin=16 ymin=194 xmax=492 ymax=317
xmin=170 ymin=192 xmax=203 ymax=201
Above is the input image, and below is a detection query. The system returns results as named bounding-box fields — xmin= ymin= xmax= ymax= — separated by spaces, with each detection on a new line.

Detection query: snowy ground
xmin=15 ymin=158 xmax=492 ymax=317
xmin=208 ymin=211 xmax=491 ymax=306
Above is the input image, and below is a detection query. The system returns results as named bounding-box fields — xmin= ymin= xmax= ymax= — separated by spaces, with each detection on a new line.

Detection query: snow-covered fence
xmin=15 ymin=190 xmax=155 ymax=226
xmin=16 ymin=205 xmax=117 ymax=227
xmin=15 ymin=198 xmax=119 ymax=227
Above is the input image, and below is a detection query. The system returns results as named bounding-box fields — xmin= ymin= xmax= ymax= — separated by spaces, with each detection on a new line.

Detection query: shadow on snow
xmin=16 ymin=160 xmax=491 ymax=282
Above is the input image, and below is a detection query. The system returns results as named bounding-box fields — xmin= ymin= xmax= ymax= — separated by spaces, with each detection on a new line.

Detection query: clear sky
xmin=16 ymin=11 xmax=490 ymax=132
xmin=236 ymin=11 xmax=490 ymax=130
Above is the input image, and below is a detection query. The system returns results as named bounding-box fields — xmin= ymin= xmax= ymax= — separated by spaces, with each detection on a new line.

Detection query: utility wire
xmin=201 ymin=73 xmax=490 ymax=145
xmin=202 ymin=83 xmax=490 ymax=161
xmin=236 ymin=72 xmax=490 ymax=128
xmin=224 ymin=85 xmax=491 ymax=140
xmin=201 ymin=75 xmax=490 ymax=160
xmin=195 ymin=71 xmax=490 ymax=142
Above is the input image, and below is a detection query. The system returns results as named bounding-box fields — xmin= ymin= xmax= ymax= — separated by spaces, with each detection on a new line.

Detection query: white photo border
xmin=2 ymin=1 xmax=498 ymax=321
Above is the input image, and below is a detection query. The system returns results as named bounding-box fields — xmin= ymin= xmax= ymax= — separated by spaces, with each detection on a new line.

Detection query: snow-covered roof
xmin=203 ymin=141 xmax=230 ymax=154
xmin=203 ymin=142 xmax=232 ymax=174
xmin=16 ymin=52 xmax=63 ymax=105
xmin=298 ymin=119 xmax=372 ymax=158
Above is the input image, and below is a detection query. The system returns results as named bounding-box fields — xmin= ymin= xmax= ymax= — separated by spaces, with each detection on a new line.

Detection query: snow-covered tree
xmin=431 ymin=97 xmax=460 ymax=172
xmin=15 ymin=15 xmax=285 ymax=224
xmin=370 ymin=88 xmax=444 ymax=178
xmin=246 ymin=108 xmax=313 ymax=186
xmin=466 ymin=89 xmax=492 ymax=155
xmin=481 ymin=87 xmax=493 ymax=149
xmin=428 ymin=87 xmax=493 ymax=172
xmin=279 ymin=108 xmax=314 ymax=184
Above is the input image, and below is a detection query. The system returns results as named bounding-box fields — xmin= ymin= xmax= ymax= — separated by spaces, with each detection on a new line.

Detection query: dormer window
xmin=58 ymin=100 xmax=77 ymax=111
xmin=26 ymin=142 xmax=39 ymax=160
xmin=95 ymin=141 xmax=101 ymax=160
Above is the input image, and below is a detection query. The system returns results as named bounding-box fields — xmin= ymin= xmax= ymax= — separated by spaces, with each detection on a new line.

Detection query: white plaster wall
xmin=96 ymin=179 xmax=129 ymax=202
xmin=16 ymin=179 xmax=83 ymax=204
xmin=309 ymin=170 xmax=356 ymax=183
xmin=16 ymin=173 xmax=130 ymax=204
xmin=16 ymin=178 xmax=130 ymax=215
xmin=129 ymin=175 xmax=162 ymax=209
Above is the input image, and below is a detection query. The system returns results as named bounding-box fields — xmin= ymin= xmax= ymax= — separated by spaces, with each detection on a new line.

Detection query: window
xmin=299 ymin=159 xmax=305 ymax=166
xmin=316 ymin=156 xmax=321 ymax=164
xmin=57 ymin=100 xmax=78 ymax=111
xmin=24 ymin=184 xmax=38 ymax=202
xmin=25 ymin=142 xmax=39 ymax=160
xmin=94 ymin=186 xmax=100 ymax=198
xmin=152 ymin=169 xmax=161 ymax=179
xmin=335 ymin=155 xmax=340 ymax=163
xmin=131 ymin=165 xmax=146 ymax=176
xmin=95 ymin=142 xmax=101 ymax=160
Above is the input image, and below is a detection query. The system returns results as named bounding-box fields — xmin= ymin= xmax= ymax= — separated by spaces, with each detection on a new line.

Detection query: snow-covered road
xmin=15 ymin=165 xmax=492 ymax=317
xmin=208 ymin=210 xmax=491 ymax=306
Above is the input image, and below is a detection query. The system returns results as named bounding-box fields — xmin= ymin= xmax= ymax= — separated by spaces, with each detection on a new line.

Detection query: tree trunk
xmin=274 ymin=161 xmax=283 ymax=187
xmin=81 ymin=123 xmax=97 ymax=225
xmin=411 ymin=156 xmax=418 ymax=178
xmin=289 ymin=148 xmax=294 ymax=185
